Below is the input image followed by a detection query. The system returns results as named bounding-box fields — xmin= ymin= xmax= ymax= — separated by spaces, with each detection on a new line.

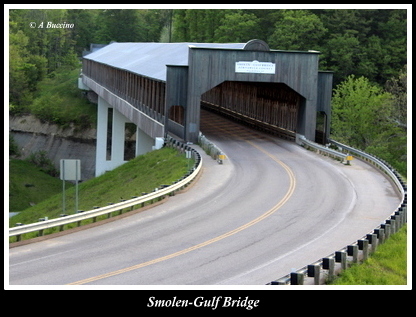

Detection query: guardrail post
xmin=358 ymin=239 xmax=369 ymax=261
xmin=387 ymin=219 xmax=396 ymax=235
xmin=393 ymin=212 xmax=402 ymax=228
xmin=141 ymin=193 xmax=147 ymax=207
xmin=322 ymin=257 xmax=335 ymax=280
xmin=347 ymin=244 xmax=359 ymax=263
xmin=366 ymin=233 xmax=378 ymax=253
xmin=59 ymin=214 xmax=66 ymax=231
xmin=400 ymin=204 xmax=407 ymax=223
xmin=15 ymin=223 xmax=23 ymax=242
xmin=381 ymin=223 xmax=391 ymax=240
xmin=307 ymin=264 xmax=320 ymax=285
xmin=290 ymin=272 xmax=304 ymax=285
xmin=335 ymin=251 xmax=347 ymax=270
xmin=374 ymin=228 xmax=385 ymax=245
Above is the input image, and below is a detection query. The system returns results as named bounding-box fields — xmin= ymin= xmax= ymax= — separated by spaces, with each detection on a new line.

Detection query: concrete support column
xmin=111 ymin=107 xmax=128 ymax=164
xmin=96 ymin=97 xmax=129 ymax=176
xmin=96 ymin=96 xmax=110 ymax=177
xmin=136 ymin=127 xmax=155 ymax=156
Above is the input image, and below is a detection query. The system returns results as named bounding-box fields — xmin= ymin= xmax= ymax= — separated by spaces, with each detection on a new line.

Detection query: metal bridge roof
xmin=83 ymin=42 xmax=246 ymax=81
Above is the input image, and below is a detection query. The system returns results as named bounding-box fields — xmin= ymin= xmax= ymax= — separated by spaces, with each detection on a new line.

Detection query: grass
xmin=9 ymin=158 xmax=74 ymax=213
xmin=9 ymin=147 xmax=192 ymax=237
xmin=330 ymin=225 xmax=407 ymax=285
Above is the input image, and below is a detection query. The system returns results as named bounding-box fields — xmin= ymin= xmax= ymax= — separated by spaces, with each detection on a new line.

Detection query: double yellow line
xmin=68 ymin=136 xmax=296 ymax=285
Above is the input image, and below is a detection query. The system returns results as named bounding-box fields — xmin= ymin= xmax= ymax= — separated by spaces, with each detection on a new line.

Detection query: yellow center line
xmin=68 ymin=130 xmax=296 ymax=285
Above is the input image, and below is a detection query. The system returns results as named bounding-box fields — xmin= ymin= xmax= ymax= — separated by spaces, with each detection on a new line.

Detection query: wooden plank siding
xmin=82 ymin=59 xmax=166 ymax=124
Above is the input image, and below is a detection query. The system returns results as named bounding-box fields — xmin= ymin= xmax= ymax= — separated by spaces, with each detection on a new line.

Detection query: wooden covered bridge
xmin=80 ymin=39 xmax=333 ymax=175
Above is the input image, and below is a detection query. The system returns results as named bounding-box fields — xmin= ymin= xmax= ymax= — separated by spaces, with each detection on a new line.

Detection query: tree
xmin=95 ymin=9 xmax=141 ymax=42
xmin=214 ymin=10 xmax=260 ymax=43
xmin=172 ymin=9 xmax=227 ymax=42
xmin=331 ymin=75 xmax=394 ymax=149
xmin=268 ymin=10 xmax=327 ymax=51
xmin=322 ymin=32 xmax=361 ymax=85
xmin=385 ymin=65 xmax=407 ymax=129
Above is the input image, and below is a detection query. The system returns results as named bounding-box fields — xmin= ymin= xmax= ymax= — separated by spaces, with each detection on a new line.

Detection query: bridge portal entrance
xmin=165 ymin=40 xmax=332 ymax=143
xmin=201 ymin=81 xmax=303 ymax=140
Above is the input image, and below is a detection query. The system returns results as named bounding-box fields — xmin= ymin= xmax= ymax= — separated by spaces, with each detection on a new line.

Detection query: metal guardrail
xmin=268 ymin=138 xmax=407 ymax=285
xmin=9 ymin=137 xmax=202 ymax=242
xmin=296 ymin=134 xmax=348 ymax=163
xmin=198 ymin=132 xmax=226 ymax=163
xmin=330 ymin=139 xmax=406 ymax=197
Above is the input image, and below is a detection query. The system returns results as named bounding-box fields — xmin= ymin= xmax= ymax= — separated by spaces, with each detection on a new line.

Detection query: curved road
xmin=8 ymin=110 xmax=401 ymax=286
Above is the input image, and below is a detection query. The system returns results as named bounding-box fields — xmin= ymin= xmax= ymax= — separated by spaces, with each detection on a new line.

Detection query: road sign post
xmin=60 ymin=159 xmax=81 ymax=214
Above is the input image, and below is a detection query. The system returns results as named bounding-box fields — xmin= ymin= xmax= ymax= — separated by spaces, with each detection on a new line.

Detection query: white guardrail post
xmin=268 ymin=137 xmax=407 ymax=285
xmin=9 ymin=137 xmax=203 ymax=243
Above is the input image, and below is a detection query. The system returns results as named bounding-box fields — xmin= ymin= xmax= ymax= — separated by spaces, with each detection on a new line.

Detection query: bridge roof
xmin=83 ymin=42 xmax=246 ymax=81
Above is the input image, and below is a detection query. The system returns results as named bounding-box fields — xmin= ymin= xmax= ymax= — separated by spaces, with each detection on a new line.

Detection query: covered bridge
xmin=81 ymin=40 xmax=333 ymax=174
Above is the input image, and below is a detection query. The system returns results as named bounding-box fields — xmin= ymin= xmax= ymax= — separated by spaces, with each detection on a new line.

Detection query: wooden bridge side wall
xmin=83 ymin=59 xmax=166 ymax=124
xmin=317 ymin=71 xmax=334 ymax=143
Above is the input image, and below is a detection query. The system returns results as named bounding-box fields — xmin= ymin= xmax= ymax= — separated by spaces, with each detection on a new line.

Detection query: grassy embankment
xmin=9 ymin=146 xmax=192 ymax=241
xmin=329 ymin=225 xmax=407 ymax=285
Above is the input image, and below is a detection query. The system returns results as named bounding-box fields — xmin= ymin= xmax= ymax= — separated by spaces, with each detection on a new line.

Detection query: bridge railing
xmin=198 ymin=132 xmax=226 ymax=163
xmin=296 ymin=134 xmax=348 ymax=163
xmin=9 ymin=137 xmax=202 ymax=243
xmin=268 ymin=137 xmax=407 ymax=285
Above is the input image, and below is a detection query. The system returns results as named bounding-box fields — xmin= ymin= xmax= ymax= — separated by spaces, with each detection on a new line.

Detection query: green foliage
xmin=331 ymin=75 xmax=393 ymax=148
xmin=26 ymin=67 xmax=97 ymax=129
xmin=214 ymin=10 xmax=261 ymax=43
xmin=268 ymin=10 xmax=327 ymax=51
xmin=8 ymin=9 xmax=171 ymax=107
xmin=331 ymin=74 xmax=407 ymax=175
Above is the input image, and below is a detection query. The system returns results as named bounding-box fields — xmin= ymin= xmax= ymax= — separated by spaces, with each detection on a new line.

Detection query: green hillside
xmin=9 ymin=147 xmax=191 ymax=229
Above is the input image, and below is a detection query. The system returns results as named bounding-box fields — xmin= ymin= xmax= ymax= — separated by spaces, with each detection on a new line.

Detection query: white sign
xmin=235 ymin=60 xmax=276 ymax=74
xmin=60 ymin=159 xmax=81 ymax=181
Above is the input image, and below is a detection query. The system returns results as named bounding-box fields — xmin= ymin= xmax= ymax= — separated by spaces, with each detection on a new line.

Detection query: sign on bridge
xmin=235 ymin=60 xmax=276 ymax=74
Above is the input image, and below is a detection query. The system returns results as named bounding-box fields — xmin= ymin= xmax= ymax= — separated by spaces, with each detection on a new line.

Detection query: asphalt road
xmin=8 ymin=110 xmax=401 ymax=287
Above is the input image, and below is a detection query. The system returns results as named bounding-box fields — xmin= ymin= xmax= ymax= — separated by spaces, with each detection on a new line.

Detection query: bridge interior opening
xmin=200 ymin=81 xmax=303 ymax=140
